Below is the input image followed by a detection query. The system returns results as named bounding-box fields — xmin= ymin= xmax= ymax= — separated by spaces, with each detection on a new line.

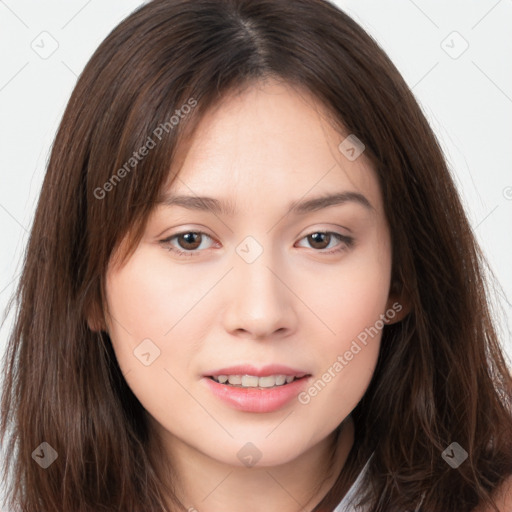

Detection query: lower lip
xmin=202 ymin=376 xmax=310 ymax=413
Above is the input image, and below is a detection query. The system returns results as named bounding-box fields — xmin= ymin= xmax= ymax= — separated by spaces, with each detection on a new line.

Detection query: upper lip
xmin=205 ymin=364 xmax=310 ymax=378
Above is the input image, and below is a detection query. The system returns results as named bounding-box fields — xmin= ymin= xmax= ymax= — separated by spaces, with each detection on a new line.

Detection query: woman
xmin=1 ymin=0 xmax=511 ymax=510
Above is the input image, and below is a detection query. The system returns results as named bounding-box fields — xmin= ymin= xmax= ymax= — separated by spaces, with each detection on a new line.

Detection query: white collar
xmin=332 ymin=454 xmax=373 ymax=512
xmin=332 ymin=454 xmax=424 ymax=512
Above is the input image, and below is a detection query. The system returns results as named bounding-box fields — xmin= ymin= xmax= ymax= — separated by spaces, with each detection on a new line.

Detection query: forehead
xmin=162 ymin=79 xmax=382 ymax=215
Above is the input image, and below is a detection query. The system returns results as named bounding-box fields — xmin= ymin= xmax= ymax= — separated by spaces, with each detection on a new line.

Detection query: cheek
xmin=106 ymin=256 xmax=165 ymax=331
xmin=296 ymin=230 xmax=391 ymax=409
xmin=104 ymin=245 xmax=203 ymax=374
xmin=104 ymin=247 xmax=207 ymax=425
xmin=310 ymin=229 xmax=392 ymax=347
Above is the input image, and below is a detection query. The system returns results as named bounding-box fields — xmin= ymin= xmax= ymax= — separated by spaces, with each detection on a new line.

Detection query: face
xmin=103 ymin=79 xmax=398 ymax=469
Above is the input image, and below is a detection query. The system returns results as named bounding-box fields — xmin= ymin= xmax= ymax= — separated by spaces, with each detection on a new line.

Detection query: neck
xmin=150 ymin=415 xmax=355 ymax=512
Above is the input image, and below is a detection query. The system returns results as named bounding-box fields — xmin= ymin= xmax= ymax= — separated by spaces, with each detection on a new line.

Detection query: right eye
xmin=160 ymin=231 xmax=217 ymax=257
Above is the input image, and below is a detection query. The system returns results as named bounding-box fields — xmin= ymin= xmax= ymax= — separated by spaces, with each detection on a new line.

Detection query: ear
xmin=384 ymin=277 xmax=412 ymax=324
xmin=86 ymin=298 xmax=107 ymax=333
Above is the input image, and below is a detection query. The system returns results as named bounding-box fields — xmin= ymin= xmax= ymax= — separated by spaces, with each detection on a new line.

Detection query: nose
xmin=222 ymin=243 xmax=298 ymax=340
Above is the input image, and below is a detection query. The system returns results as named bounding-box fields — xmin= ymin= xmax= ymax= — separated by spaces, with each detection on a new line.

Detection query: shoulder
xmin=472 ymin=475 xmax=512 ymax=512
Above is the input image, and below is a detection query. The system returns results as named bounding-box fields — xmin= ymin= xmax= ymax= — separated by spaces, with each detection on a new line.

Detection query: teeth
xmin=242 ymin=375 xmax=260 ymax=387
xmin=211 ymin=374 xmax=299 ymax=388
xmin=228 ymin=375 xmax=242 ymax=385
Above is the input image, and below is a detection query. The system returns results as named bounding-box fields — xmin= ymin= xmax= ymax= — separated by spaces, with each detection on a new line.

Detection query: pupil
xmin=180 ymin=232 xmax=200 ymax=249
xmin=310 ymin=232 xmax=329 ymax=249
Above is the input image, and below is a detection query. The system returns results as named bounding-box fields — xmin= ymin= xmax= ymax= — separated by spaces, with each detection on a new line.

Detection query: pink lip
xmin=204 ymin=364 xmax=309 ymax=378
xmin=202 ymin=375 xmax=311 ymax=413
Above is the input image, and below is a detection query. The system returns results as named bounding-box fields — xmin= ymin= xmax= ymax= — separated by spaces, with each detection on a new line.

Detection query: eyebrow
xmin=155 ymin=191 xmax=374 ymax=216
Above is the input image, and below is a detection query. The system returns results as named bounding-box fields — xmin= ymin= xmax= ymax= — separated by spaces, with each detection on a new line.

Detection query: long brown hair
xmin=1 ymin=0 xmax=511 ymax=510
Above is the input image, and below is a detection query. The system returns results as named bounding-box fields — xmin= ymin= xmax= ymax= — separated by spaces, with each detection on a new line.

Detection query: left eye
xmin=160 ymin=230 xmax=353 ymax=257
xmin=296 ymin=231 xmax=354 ymax=253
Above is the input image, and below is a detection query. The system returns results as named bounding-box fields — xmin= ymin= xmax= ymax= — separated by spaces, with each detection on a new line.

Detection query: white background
xmin=0 ymin=1 xmax=511 ymax=504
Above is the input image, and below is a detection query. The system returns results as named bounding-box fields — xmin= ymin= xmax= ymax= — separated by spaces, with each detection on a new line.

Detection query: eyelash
xmin=159 ymin=230 xmax=354 ymax=258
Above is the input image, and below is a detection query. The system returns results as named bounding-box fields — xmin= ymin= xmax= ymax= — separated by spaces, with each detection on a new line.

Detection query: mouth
xmin=202 ymin=370 xmax=312 ymax=413
xmin=207 ymin=374 xmax=310 ymax=389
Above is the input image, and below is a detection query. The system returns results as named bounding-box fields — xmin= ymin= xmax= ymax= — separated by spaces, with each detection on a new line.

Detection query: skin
xmin=101 ymin=78 xmax=409 ymax=512
xmin=474 ymin=476 xmax=512 ymax=512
